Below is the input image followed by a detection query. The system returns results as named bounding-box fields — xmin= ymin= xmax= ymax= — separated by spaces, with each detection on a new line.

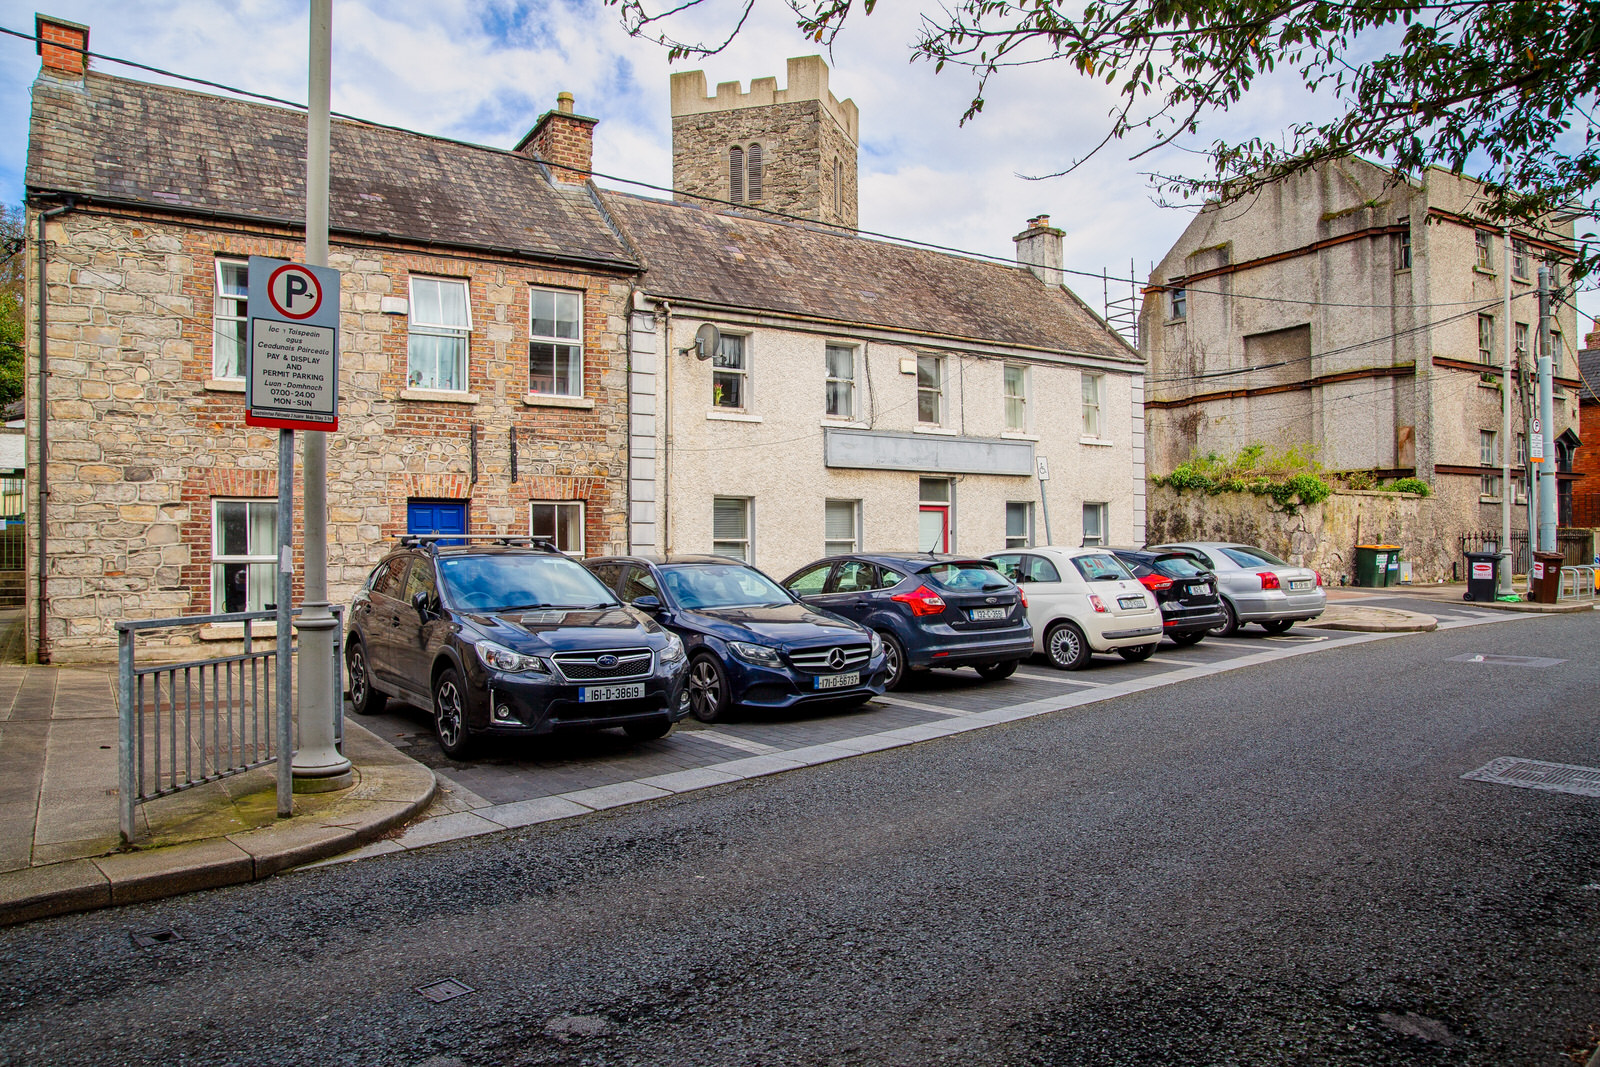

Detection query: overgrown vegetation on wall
xmin=1152 ymin=444 xmax=1333 ymax=514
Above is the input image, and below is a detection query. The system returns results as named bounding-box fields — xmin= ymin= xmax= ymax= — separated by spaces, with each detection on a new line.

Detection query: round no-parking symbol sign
xmin=267 ymin=263 xmax=325 ymax=320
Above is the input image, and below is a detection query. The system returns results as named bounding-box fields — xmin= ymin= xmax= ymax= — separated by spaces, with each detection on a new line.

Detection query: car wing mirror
xmin=632 ymin=595 xmax=663 ymax=613
xmin=412 ymin=591 xmax=433 ymax=618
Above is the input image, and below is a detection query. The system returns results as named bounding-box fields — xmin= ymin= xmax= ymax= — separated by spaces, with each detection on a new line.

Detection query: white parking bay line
xmin=1012 ymin=670 xmax=1107 ymax=687
xmin=688 ymin=730 xmax=782 ymax=755
xmin=872 ymin=694 xmax=982 ymax=717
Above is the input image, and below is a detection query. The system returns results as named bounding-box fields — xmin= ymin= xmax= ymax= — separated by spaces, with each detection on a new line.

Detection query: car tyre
xmin=1117 ymin=643 xmax=1157 ymax=662
xmin=1209 ymin=599 xmax=1239 ymax=637
xmin=431 ymin=666 xmax=475 ymax=760
xmin=976 ymin=659 xmax=1019 ymax=681
xmin=1260 ymin=619 xmax=1294 ymax=634
xmin=687 ymin=653 xmax=731 ymax=723
xmin=624 ymin=718 xmax=673 ymax=741
xmin=880 ymin=631 xmax=909 ymax=690
xmin=346 ymin=639 xmax=388 ymax=716
xmin=1044 ymin=621 xmax=1092 ymax=670
xmin=1169 ymin=630 xmax=1205 ymax=647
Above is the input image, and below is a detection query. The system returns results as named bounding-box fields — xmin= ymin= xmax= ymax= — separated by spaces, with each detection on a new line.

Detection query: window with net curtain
xmin=825 ymin=344 xmax=855 ymax=419
xmin=408 ymin=277 xmax=471 ymax=390
xmin=1004 ymin=364 xmax=1028 ymax=431
xmin=212 ymin=499 xmax=277 ymax=613
xmin=529 ymin=288 xmax=583 ymax=396
xmin=713 ymin=497 xmax=751 ymax=560
xmin=213 ymin=259 xmax=248 ymax=379
xmin=825 ymin=499 xmax=859 ymax=554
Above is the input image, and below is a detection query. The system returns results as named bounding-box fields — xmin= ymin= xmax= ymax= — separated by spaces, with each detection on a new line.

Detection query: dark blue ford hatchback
xmin=583 ymin=555 xmax=889 ymax=723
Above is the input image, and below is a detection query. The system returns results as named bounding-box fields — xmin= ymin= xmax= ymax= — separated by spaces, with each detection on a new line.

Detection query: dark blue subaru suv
xmin=583 ymin=554 xmax=888 ymax=723
xmin=346 ymin=537 xmax=689 ymax=759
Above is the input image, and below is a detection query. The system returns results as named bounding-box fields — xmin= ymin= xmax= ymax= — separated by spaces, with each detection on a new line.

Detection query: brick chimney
xmin=1013 ymin=214 xmax=1064 ymax=288
xmin=515 ymin=92 xmax=596 ymax=184
xmin=35 ymin=14 xmax=89 ymax=78
xmin=1585 ymin=316 xmax=1600 ymax=351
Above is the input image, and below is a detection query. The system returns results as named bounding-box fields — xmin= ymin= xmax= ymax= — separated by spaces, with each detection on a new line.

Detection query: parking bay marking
xmin=1011 ymin=670 xmax=1107 ymax=687
xmin=686 ymin=730 xmax=782 ymax=755
xmin=872 ymin=694 xmax=983 ymax=717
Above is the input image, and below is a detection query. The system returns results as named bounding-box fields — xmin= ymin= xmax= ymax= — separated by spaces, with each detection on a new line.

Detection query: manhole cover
xmin=416 ymin=978 xmax=475 ymax=1003
xmin=130 ymin=929 xmax=182 ymax=948
xmin=1463 ymin=756 xmax=1600 ymax=797
xmin=1448 ymin=653 xmax=1566 ymax=667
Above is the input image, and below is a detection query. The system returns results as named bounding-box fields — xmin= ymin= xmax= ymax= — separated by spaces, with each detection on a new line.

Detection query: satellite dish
xmin=693 ymin=322 xmax=721 ymax=361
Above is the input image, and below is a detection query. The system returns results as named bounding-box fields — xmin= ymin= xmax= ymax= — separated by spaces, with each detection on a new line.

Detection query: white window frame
xmin=1512 ymin=239 xmax=1529 ymax=279
xmin=530 ymin=501 xmax=584 ymax=554
xmin=528 ymin=287 xmax=584 ymax=397
xmin=1515 ymin=322 xmax=1529 ymax=360
xmin=824 ymin=498 xmax=861 ymax=555
xmin=712 ymin=496 xmax=752 ymax=561
xmin=1082 ymin=372 xmax=1104 ymax=438
xmin=1004 ymin=363 xmax=1029 ymax=432
xmin=1475 ymin=230 xmax=1493 ymax=270
xmin=713 ymin=333 xmax=749 ymax=411
xmin=824 ymin=344 xmax=857 ymax=420
xmin=1479 ymin=429 xmax=1498 ymax=468
xmin=1478 ymin=314 xmax=1495 ymax=365
xmin=916 ymin=355 xmax=945 ymax=426
xmin=1005 ymin=501 xmax=1034 ymax=549
xmin=1082 ymin=502 xmax=1108 ymax=547
xmin=1551 ymin=330 xmax=1563 ymax=375
xmin=407 ymin=276 xmax=472 ymax=392
xmin=1480 ymin=473 xmax=1502 ymax=501
xmin=213 ymin=258 xmax=249 ymax=380
xmin=211 ymin=498 xmax=277 ymax=613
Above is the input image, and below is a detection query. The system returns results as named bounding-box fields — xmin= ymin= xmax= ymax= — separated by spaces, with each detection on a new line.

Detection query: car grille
xmin=551 ymin=648 xmax=654 ymax=681
xmin=787 ymin=645 xmax=872 ymax=674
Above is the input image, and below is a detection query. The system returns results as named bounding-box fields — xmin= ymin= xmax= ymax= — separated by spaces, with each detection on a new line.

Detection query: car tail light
xmin=1089 ymin=594 xmax=1109 ymax=613
xmin=1139 ymin=574 xmax=1173 ymax=592
xmin=1315 ymin=570 xmax=1324 ymax=587
xmin=1018 ymin=589 xmax=1028 ymax=609
xmin=1258 ymin=572 xmax=1280 ymax=590
xmin=891 ymin=584 xmax=946 ymax=616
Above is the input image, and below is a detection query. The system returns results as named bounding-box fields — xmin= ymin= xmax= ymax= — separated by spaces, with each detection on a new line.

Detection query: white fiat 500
xmin=986 ymin=547 xmax=1166 ymax=670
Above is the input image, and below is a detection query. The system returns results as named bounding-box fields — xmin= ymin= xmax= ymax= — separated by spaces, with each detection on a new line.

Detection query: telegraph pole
xmin=291 ymin=0 xmax=352 ymax=791
xmin=1498 ymin=226 xmax=1513 ymax=595
xmin=1535 ymin=266 xmax=1557 ymax=555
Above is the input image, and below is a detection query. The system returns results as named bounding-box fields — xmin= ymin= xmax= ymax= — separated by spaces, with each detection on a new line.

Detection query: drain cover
xmin=130 ymin=929 xmax=181 ymax=948
xmin=1448 ymin=653 xmax=1566 ymax=667
xmin=416 ymin=978 xmax=475 ymax=1003
xmin=1463 ymin=757 xmax=1600 ymax=797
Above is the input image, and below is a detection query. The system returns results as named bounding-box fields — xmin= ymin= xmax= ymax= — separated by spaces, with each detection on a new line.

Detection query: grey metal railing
xmin=115 ymin=607 xmax=344 ymax=844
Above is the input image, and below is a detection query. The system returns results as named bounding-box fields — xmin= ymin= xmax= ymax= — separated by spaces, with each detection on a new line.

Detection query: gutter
xmin=34 ymin=197 xmax=75 ymax=664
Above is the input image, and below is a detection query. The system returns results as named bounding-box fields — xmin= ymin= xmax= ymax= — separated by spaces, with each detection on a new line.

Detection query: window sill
xmin=821 ymin=418 xmax=868 ymax=429
xmin=1479 ymin=496 xmax=1502 ymax=503
xmin=1001 ymin=431 xmax=1040 ymax=442
xmin=523 ymin=393 xmax=595 ymax=409
xmin=707 ymin=411 xmax=762 ymax=423
xmin=401 ymin=388 xmax=480 ymax=404
xmin=1477 ymin=377 xmax=1502 ymax=390
xmin=1165 ymin=317 xmax=1187 ymax=326
xmin=200 ymin=622 xmax=283 ymax=641
xmin=1473 ymin=267 xmax=1498 ymax=278
xmin=913 ymin=425 xmax=958 ymax=436
xmin=205 ymin=378 xmax=246 ymax=393
xmin=1080 ymin=436 xmax=1115 ymax=447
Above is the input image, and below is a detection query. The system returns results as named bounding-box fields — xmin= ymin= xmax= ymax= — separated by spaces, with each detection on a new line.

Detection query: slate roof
xmin=26 ymin=71 xmax=637 ymax=270
xmin=605 ymin=193 xmax=1139 ymax=362
xmin=1580 ymin=348 xmax=1599 ymax=403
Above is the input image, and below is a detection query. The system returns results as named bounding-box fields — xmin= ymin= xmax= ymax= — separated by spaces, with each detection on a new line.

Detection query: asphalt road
xmin=2 ymin=610 xmax=1598 ymax=1066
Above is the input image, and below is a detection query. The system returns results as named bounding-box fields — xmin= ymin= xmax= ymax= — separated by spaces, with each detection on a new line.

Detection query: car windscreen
xmin=1221 ymin=546 xmax=1288 ymax=567
xmin=1152 ymin=554 xmax=1209 ymax=578
xmin=660 ymin=564 xmax=792 ymax=609
xmin=919 ymin=560 xmax=1009 ymax=591
xmin=436 ymin=554 xmax=619 ymax=612
xmin=1072 ymin=554 xmax=1136 ymax=582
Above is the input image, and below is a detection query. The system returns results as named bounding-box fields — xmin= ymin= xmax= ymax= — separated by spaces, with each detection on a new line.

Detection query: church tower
xmin=670 ymin=55 xmax=859 ymax=229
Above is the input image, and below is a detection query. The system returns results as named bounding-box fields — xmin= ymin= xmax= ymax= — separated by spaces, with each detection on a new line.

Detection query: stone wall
xmin=1145 ymin=482 xmax=1506 ymax=583
xmin=26 ymin=205 xmax=634 ymax=662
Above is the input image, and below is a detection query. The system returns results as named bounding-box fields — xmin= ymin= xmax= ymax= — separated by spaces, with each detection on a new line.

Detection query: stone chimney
xmin=1013 ymin=215 xmax=1064 ymax=288
xmin=515 ymin=92 xmax=596 ymax=184
xmin=35 ymin=14 xmax=89 ymax=78
xmin=1585 ymin=316 xmax=1600 ymax=351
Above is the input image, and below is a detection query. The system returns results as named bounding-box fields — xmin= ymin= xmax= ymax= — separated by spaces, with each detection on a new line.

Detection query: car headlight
xmin=660 ymin=632 xmax=685 ymax=664
xmin=728 ymin=641 xmax=783 ymax=667
xmin=868 ymin=630 xmax=883 ymax=658
xmin=475 ymin=640 xmax=549 ymax=674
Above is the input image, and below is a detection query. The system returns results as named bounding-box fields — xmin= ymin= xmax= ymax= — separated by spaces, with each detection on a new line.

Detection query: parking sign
xmin=245 ymin=256 xmax=340 ymax=431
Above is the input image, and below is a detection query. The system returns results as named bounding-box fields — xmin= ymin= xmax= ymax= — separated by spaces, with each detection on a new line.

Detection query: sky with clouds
xmin=1 ymin=0 xmax=1594 ymax=331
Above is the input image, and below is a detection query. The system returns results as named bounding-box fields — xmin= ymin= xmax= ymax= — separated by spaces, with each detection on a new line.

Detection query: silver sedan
xmin=1143 ymin=542 xmax=1326 ymax=636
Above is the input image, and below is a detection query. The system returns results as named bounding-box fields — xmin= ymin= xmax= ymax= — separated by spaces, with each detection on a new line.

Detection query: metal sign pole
xmin=1036 ymin=456 xmax=1053 ymax=545
xmin=275 ymin=428 xmax=294 ymax=816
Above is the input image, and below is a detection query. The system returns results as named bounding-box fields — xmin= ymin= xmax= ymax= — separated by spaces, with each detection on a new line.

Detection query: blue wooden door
xmin=407 ymin=500 xmax=467 ymax=545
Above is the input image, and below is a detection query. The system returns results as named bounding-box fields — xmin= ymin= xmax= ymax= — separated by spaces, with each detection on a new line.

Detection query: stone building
xmin=670 ymin=56 xmax=859 ymax=229
xmin=1139 ymin=157 xmax=1582 ymax=573
xmin=615 ymin=56 xmax=1143 ymax=577
xmin=23 ymin=16 xmax=638 ymax=661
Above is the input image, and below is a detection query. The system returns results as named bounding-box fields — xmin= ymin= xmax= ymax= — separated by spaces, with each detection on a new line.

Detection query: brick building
xmin=23 ymin=17 xmax=639 ymax=661
xmin=1575 ymin=322 xmax=1600 ymax=528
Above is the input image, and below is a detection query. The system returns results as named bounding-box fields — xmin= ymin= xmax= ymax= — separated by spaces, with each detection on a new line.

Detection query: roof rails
xmin=396 ymin=534 xmax=562 ymax=554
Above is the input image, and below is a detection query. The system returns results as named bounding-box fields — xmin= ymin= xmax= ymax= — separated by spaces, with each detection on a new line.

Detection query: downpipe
xmin=34 ymin=197 xmax=74 ymax=664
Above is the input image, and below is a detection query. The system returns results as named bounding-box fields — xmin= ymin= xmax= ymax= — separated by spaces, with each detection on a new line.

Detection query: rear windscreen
xmin=1152 ymin=555 xmax=1208 ymax=578
xmin=1072 ymin=554 xmax=1135 ymax=582
xmin=920 ymin=561 xmax=1008 ymax=591
xmin=1222 ymin=546 xmax=1287 ymax=567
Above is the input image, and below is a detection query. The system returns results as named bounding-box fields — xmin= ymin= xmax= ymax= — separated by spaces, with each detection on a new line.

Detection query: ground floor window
xmin=713 ymin=497 xmax=752 ymax=561
xmin=919 ymin=477 xmax=951 ymax=552
xmin=825 ymin=499 xmax=860 ymax=555
xmin=1082 ymin=502 xmax=1107 ymax=547
xmin=531 ymin=501 xmax=584 ymax=554
xmin=212 ymin=499 xmax=277 ymax=613
xmin=1005 ymin=502 xmax=1034 ymax=548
